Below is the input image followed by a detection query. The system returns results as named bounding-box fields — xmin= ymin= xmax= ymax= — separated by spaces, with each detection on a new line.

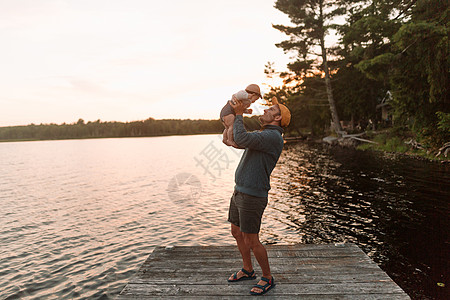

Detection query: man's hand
xmin=230 ymin=97 xmax=246 ymax=115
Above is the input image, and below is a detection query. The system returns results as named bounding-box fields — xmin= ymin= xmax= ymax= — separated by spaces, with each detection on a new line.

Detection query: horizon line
xmin=0 ymin=115 xmax=262 ymax=128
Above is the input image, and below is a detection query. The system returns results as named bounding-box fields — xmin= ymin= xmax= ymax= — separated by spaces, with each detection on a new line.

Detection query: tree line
xmin=266 ymin=0 xmax=448 ymax=148
xmin=0 ymin=117 xmax=264 ymax=142
xmin=0 ymin=118 xmax=223 ymax=141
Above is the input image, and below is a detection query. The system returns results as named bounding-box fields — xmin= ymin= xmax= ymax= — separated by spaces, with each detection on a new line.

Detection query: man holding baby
xmin=225 ymin=94 xmax=291 ymax=296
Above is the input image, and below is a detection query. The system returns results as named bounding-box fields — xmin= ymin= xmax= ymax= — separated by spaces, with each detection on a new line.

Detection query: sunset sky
xmin=1 ymin=0 xmax=296 ymax=126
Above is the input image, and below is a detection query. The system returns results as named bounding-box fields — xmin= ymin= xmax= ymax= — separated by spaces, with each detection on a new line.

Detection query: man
xmin=227 ymin=96 xmax=291 ymax=295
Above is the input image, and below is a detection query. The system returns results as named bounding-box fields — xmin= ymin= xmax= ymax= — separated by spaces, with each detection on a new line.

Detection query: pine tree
xmin=273 ymin=0 xmax=347 ymax=134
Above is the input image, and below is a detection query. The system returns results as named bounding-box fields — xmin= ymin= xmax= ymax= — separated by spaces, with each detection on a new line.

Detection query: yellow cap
xmin=271 ymin=97 xmax=291 ymax=127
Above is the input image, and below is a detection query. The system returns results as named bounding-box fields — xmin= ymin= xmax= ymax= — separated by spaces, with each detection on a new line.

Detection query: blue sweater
xmin=233 ymin=115 xmax=284 ymax=197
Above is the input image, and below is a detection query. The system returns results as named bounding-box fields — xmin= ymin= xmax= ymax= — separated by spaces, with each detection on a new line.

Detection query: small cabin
xmin=376 ymin=91 xmax=393 ymax=122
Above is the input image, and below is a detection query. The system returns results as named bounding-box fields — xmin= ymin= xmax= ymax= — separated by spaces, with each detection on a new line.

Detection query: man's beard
xmin=258 ymin=115 xmax=265 ymax=125
xmin=258 ymin=114 xmax=270 ymax=125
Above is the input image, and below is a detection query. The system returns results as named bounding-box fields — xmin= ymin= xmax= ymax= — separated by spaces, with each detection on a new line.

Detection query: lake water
xmin=0 ymin=135 xmax=448 ymax=299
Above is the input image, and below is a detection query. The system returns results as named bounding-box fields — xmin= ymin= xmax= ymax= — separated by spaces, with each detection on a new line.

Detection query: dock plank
xmin=117 ymin=244 xmax=410 ymax=299
xmin=120 ymin=282 xmax=408 ymax=296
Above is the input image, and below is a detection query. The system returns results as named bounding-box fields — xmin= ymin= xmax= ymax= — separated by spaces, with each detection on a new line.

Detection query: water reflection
xmin=266 ymin=142 xmax=449 ymax=300
xmin=0 ymin=137 xmax=448 ymax=299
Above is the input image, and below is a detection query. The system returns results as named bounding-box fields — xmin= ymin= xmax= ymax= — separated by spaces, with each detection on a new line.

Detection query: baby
xmin=220 ymin=84 xmax=262 ymax=147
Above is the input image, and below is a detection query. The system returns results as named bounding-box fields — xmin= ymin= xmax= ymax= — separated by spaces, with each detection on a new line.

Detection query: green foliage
xmin=264 ymin=74 xmax=332 ymax=136
xmin=373 ymin=132 xmax=387 ymax=145
xmin=336 ymin=0 xmax=449 ymax=147
xmin=269 ymin=0 xmax=448 ymax=147
xmin=296 ymin=76 xmax=332 ymax=135
xmin=358 ymin=135 xmax=408 ymax=153
xmin=355 ymin=53 xmax=395 ymax=81
xmin=272 ymin=0 xmax=351 ymax=134
xmin=392 ymin=20 xmax=448 ymax=102
xmin=273 ymin=0 xmax=349 ymax=73
xmin=357 ymin=127 xmax=448 ymax=161
xmin=385 ymin=136 xmax=408 ymax=153
xmin=386 ymin=1 xmax=449 ymax=147
xmin=332 ymin=1 xmax=402 ymax=131
xmin=436 ymin=112 xmax=450 ymax=132
xmin=332 ymin=61 xmax=384 ymax=127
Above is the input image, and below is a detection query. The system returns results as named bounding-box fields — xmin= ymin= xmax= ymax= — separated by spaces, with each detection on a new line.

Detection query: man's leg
xmin=229 ymin=223 xmax=253 ymax=280
xmin=243 ymin=233 xmax=273 ymax=293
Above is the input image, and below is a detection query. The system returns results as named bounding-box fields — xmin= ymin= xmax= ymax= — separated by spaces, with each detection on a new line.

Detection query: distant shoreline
xmin=0 ymin=132 xmax=223 ymax=143
xmin=0 ymin=117 xmax=265 ymax=144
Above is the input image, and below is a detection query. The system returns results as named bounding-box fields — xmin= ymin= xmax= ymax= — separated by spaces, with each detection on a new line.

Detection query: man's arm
xmin=233 ymin=115 xmax=269 ymax=151
xmin=230 ymin=98 xmax=273 ymax=151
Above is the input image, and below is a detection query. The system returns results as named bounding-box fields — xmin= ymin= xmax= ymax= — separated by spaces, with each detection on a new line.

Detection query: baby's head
xmin=245 ymin=84 xmax=262 ymax=103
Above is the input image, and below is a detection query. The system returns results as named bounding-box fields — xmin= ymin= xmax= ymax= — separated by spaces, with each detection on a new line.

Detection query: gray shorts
xmin=227 ymin=190 xmax=268 ymax=234
xmin=220 ymin=101 xmax=235 ymax=122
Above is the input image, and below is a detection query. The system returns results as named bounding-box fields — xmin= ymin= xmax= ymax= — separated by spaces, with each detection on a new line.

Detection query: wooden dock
xmin=117 ymin=243 xmax=410 ymax=299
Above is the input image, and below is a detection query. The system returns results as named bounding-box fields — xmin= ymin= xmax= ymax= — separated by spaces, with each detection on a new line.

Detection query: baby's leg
xmin=227 ymin=126 xmax=238 ymax=147
xmin=222 ymin=114 xmax=238 ymax=147
xmin=222 ymin=125 xmax=229 ymax=145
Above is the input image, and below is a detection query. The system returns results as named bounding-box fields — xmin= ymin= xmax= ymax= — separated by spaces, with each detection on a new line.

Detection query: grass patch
xmin=356 ymin=129 xmax=448 ymax=161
